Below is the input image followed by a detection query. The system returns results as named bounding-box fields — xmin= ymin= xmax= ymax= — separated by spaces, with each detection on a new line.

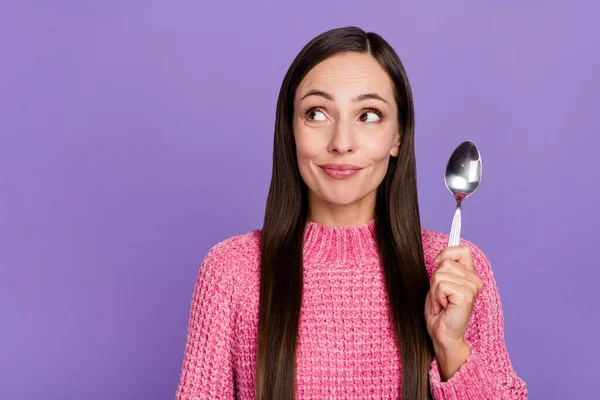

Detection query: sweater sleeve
xmin=429 ymin=241 xmax=528 ymax=399
xmin=175 ymin=243 xmax=239 ymax=400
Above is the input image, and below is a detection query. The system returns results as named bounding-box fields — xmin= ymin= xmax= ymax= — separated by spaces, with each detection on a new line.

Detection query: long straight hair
xmin=256 ymin=27 xmax=434 ymax=400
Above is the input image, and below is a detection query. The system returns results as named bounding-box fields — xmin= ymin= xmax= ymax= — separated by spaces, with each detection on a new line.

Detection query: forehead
xmin=296 ymin=52 xmax=395 ymax=101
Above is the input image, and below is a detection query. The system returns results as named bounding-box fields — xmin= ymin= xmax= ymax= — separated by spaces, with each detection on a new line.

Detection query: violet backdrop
xmin=1 ymin=1 xmax=598 ymax=399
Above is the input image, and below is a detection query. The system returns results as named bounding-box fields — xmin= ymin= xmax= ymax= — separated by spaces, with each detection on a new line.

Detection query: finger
xmin=434 ymin=245 xmax=473 ymax=267
xmin=425 ymin=291 xmax=436 ymax=316
xmin=436 ymin=260 xmax=482 ymax=290
xmin=432 ymin=271 xmax=480 ymax=301
xmin=427 ymin=287 xmax=443 ymax=316
xmin=434 ymin=245 xmax=474 ymax=273
xmin=429 ymin=272 xmax=456 ymax=315
xmin=435 ymin=280 xmax=475 ymax=309
xmin=430 ymin=271 xmax=477 ymax=314
xmin=435 ymin=259 xmax=469 ymax=277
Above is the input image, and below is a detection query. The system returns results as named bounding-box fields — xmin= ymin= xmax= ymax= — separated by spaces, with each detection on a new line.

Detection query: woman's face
xmin=293 ymin=52 xmax=400 ymax=220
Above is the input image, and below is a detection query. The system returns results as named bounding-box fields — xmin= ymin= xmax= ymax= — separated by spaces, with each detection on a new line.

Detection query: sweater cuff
xmin=429 ymin=345 xmax=496 ymax=399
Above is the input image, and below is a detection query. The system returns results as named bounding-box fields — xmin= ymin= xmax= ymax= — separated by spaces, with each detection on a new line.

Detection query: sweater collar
xmin=302 ymin=219 xmax=379 ymax=265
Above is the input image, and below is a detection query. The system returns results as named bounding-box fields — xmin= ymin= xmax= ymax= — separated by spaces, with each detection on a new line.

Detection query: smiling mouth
xmin=319 ymin=164 xmax=362 ymax=180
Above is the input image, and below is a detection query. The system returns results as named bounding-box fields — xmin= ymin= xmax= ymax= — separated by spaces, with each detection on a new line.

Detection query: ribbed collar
xmin=302 ymin=219 xmax=380 ymax=265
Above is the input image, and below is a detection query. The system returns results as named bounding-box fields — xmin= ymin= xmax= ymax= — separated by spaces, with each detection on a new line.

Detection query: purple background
xmin=1 ymin=1 xmax=598 ymax=399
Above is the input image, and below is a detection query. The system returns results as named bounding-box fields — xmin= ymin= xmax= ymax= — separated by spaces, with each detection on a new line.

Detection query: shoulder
xmin=203 ymin=229 xmax=262 ymax=268
xmin=196 ymin=229 xmax=262 ymax=295
xmin=420 ymin=227 xmax=493 ymax=278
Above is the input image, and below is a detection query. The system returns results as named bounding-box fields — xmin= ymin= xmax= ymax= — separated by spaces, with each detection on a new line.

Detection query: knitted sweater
xmin=175 ymin=220 xmax=528 ymax=399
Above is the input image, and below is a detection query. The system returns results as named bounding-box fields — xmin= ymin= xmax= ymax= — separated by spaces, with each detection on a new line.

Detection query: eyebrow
xmin=355 ymin=93 xmax=389 ymax=104
xmin=301 ymin=90 xmax=389 ymax=104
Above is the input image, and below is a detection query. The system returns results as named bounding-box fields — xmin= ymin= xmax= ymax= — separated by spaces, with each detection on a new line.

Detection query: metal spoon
xmin=444 ymin=141 xmax=483 ymax=247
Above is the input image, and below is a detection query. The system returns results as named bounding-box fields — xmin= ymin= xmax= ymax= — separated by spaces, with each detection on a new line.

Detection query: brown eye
xmin=307 ymin=109 xmax=326 ymax=121
xmin=359 ymin=110 xmax=381 ymax=122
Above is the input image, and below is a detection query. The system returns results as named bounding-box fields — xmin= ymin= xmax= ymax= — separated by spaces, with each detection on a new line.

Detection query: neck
xmin=307 ymin=194 xmax=376 ymax=228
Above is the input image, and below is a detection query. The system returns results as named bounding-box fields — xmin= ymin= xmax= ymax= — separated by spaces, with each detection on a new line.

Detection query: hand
xmin=425 ymin=245 xmax=483 ymax=379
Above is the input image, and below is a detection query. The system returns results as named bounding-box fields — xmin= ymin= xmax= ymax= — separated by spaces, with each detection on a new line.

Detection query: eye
xmin=359 ymin=109 xmax=382 ymax=122
xmin=306 ymin=108 xmax=327 ymax=121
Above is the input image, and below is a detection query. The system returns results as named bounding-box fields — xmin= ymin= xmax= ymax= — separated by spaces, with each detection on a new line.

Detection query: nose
xmin=327 ymin=120 xmax=355 ymax=154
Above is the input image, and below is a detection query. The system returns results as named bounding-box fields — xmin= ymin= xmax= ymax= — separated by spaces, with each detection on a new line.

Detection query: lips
xmin=319 ymin=163 xmax=362 ymax=180
xmin=319 ymin=163 xmax=362 ymax=171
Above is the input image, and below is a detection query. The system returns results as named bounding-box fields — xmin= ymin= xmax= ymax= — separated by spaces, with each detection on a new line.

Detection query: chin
xmin=320 ymin=191 xmax=363 ymax=206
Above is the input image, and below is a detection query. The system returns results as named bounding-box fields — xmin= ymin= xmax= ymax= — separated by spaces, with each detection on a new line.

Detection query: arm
xmin=175 ymin=244 xmax=237 ymax=400
xmin=429 ymin=242 xmax=528 ymax=399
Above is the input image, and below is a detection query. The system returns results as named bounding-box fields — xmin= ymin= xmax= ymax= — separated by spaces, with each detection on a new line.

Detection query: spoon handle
xmin=448 ymin=205 xmax=462 ymax=247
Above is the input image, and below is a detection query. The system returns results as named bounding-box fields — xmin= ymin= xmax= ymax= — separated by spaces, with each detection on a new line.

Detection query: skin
xmin=293 ymin=52 xmax=400 ymax=228
xmin=293 ymin=52 xmax=483 ymax=381
xmin=427 ymin=245 xmax=483 ymax=380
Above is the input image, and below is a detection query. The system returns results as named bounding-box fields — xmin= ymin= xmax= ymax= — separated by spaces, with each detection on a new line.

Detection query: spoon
xmin=444 ymin=141 xmax=483 ymax=247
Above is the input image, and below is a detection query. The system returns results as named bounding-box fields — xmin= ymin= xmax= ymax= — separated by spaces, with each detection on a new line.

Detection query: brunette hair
xmin=256 ymin=26 xmax=433 ymax=400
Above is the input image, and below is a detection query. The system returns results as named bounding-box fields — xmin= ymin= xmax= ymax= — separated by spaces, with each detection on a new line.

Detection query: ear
xmin=390 ymin=130 xmax=401 ymax=157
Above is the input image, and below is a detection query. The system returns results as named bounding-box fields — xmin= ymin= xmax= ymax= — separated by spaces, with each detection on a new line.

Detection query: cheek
xmin=294 ymin=123 xmax=326 ymax=161
xmin=362 ymin=131 xmax=396 ymax=163
xmin=293 ymin=126 xmax=320 ymax=185
xmin=359 ymin=131 xmax=396 ymax=182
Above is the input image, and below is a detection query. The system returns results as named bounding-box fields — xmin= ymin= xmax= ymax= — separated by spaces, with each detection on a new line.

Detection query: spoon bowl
xmin=444 ymin=141 xmax=483 ymax=247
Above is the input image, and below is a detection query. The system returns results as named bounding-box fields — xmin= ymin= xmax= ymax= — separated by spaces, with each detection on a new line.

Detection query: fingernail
xmin=434 ymin=255 xmax=441 ymax=264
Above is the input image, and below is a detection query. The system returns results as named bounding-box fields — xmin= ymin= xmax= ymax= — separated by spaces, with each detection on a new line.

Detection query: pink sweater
xmin=175 ymin=220 xmax=528 ymax=399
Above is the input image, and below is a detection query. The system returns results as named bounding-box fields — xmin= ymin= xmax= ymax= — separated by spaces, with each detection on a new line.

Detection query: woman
xmin=175 ymin=27 xmax=527 ymax=399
